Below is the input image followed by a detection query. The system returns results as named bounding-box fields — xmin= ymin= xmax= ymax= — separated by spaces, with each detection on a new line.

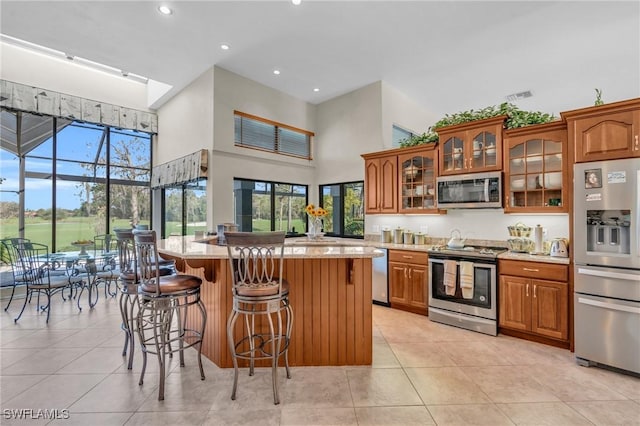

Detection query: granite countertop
xmin=363 ymin=237 xmax=570 ymax=265
xmin=158 ymin=235 xmax=568 ymax=264
xmin=157 ymin=235 xmax=384 ymax=259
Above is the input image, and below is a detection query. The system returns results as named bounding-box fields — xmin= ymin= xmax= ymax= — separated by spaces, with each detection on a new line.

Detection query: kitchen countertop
xmin=365 ymin=239 xmax=571 ymax=265
xmin=160 ymin=235 xmax=569 ymax=264
xmin=157 ymin=235 xmax=384 ymax=259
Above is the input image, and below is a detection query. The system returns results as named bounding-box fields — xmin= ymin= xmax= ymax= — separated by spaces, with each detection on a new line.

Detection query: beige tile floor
xmin=1 ymin=292 xmax=639 ymax=425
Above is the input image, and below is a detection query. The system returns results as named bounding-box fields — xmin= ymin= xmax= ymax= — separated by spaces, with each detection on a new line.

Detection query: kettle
xmin=447 ymin=229 xmax=466 ymax=249
xmin=549 ymin=238 xmax=569 ymax=258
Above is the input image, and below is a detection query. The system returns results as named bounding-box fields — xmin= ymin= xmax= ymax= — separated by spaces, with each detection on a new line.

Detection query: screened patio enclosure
xmin=0 ymin=108 xmax=152 ymax=254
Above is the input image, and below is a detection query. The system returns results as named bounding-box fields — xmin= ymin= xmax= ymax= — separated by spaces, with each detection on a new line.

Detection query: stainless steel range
xmin=428 ymin=246 xmax=507 ymax=336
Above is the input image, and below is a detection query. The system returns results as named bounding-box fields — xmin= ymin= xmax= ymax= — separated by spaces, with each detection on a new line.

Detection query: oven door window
xmin=430 ymin=261 xmax=493 ymax=309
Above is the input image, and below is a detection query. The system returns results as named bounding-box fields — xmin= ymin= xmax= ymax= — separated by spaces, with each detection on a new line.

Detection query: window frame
xmin=392 ymin=124 xmax=416 ymax=148
xmin=319 ymin=180 xmax=365 ymax=239
xmin=233 ymin=177 xmax=309 ymax=234
xmin=234 ymin=111 xmax=314 ymax=160
xmin=160 ymin=178 xmax=207 ymax=238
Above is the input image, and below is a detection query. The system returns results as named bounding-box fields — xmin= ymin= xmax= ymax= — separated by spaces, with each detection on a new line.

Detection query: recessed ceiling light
xmin=273 ymin=69 xmax=281 ymax=75
xmin=220 ymin=43 xmax=230 ymax=50
xmin=313 ymin=88 xmax=320 ymax=92
xmin=158 ymin=5 xmax=173 ymax=15
xmin=291 ymin=0 xmax=302 ymax=5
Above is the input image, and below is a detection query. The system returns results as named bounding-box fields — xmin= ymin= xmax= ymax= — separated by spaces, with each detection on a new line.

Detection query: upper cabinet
xmin=561 ymin=98 xmax=640 ymax=163
xmin=503 ymin=121 xmax=568 ymax=213
xmin=363 ymin=154 xmax=397 ymax=214
xmin=438 ymin=116 xmax=506 ymax=175
xmin=363 ymin=144 xmax=441 ymax=215
xmin=398 ymin=144 xmax=439 ymax=213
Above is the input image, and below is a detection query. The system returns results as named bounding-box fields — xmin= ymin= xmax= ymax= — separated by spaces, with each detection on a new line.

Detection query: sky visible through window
xmin=0 ymin=123 xmax=150 ymax=210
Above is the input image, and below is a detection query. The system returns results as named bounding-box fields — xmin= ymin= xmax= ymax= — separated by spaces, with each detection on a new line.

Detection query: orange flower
xmin=305 ymin=204 xmax=327 ymax=218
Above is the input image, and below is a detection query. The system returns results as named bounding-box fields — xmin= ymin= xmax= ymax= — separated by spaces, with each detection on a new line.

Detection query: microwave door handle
xmin=484 ymin=179 xmax=489 ymax=202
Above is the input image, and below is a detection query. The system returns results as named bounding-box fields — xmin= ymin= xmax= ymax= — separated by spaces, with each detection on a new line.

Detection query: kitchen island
xmin=157 ymin=235 xmax=384 ymax=368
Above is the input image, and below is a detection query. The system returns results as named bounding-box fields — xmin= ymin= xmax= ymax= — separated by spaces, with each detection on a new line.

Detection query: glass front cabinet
xmin=438 ymin=116 xmax=506 ymax=176
xmin=503 ymin=122 xmax=568 ymax=213
xmin=398 ymin=144 xmax=439 ymax=213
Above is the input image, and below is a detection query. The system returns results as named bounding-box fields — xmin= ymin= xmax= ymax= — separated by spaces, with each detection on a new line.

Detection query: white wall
xmin=314 ymin=82 xmax=383 ymax=185
xmin=381 ymin=82 xmax=439 ymax=147
xmin=156 ymin=66 xmax=318 ymax=229
xmin=156 ymin=68 xmax=214 ymax=165
xmin=0 ymin=42 xmax=149 ymax=111
xmin=209 ymin=68 xmax=316 ymax=226
xmin=365 ymin=210 xmax=570 ymax=242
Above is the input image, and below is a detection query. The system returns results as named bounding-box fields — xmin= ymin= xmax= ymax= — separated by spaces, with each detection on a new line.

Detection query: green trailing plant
xmin=399 ymin=102 xmax=556 ymax=147
xmin=398 ymin=130 xmax=438 ymax=147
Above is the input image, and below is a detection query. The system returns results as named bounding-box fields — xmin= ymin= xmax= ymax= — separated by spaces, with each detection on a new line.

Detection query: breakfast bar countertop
xmin=157 ymin=235 xmax=385 ymax=259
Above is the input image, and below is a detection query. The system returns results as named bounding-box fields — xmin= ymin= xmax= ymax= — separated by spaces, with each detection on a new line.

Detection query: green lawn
xmin=0 ymin=216 xmax=307 ymax=255
xmin=1 ymin=217 xmax=135 ymax=252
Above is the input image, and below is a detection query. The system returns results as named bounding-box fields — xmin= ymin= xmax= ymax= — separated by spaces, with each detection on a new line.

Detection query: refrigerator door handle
xmin=577 ymin=267 xmax=640 ymax=282
xmin=577 ymin=297 xmax=640 ymax=315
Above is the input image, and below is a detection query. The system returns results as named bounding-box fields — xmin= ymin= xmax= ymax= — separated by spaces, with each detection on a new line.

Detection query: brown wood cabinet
xmin=499 ymin=259 xmax=569 ymax=344
xmin=503 ymin=121 xmax=568 ymax=213
xmin=363 ymin=154 xmax=397 ymax=214
xmin=363 ymin=144 xmax=442 ymax=215
xmin=561 ymin=98 xmax=640 ymax=163
xmin=388 ymin=249 xmax=428 ymax=315
xmin=438 ymin=116 xmax=506 ymax=175
xmin=398 ymin=144 xmax=439 ymax=213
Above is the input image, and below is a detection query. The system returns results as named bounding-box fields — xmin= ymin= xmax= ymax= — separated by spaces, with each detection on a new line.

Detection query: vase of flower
xmin=305 ymin=204 xmax=327 ymax=240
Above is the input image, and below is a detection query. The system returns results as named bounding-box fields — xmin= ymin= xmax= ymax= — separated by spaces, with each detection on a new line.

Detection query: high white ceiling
xmin=1 ymin=1 xmax=639 ymax=120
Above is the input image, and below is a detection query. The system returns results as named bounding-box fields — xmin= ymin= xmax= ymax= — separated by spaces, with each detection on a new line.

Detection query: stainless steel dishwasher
xmin=372 ymin=248 xmax=389 ymax=306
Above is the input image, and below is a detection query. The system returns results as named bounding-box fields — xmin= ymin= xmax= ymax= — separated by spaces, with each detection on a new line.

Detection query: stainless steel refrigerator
xmin=574 ymin=158 xmax=640 ymax=375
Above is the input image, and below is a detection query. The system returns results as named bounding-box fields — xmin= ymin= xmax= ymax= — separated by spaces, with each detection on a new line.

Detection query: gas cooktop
xmin=429 ymin=245 xmax=508 ymax=260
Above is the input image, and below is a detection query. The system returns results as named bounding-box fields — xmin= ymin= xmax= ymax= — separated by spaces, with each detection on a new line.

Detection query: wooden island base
xmin=164 ymin=255 xmax=373 ymax=368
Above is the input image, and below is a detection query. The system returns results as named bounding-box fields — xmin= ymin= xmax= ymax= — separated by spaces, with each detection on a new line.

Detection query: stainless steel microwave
xmin=436 ymin=171 xmax=502 ymax=209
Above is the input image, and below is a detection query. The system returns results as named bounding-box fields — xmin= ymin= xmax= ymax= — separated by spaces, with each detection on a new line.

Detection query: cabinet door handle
xmin=409 ymin=268 xmax=412 ymax=279
xmin=402 ymin=255 xmax=413 ymax=259
xmin=526 ymin=283 xmax=529 ymax=297
xmin=523 ymin=267 xmax=539 ymax=272
xmin=404 ymin=267 xmax=407 ymax=278
xmin=635 ymin=135 xmax=639 ymax=150
xmin=533 ymin=284 xmax=537 ymax=298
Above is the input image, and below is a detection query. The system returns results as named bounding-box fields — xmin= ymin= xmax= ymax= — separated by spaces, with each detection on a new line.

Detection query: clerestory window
xmin=234 ymin=111 xmax=313 ymax=160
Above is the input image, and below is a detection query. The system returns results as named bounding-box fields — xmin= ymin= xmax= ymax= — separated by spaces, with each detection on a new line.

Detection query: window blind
xmin=234 ymin=111 xmax=313 ymax=160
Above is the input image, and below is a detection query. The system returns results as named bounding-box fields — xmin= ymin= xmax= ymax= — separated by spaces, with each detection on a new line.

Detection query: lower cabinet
xmin=499 ymin=260 xmax=569 ymax=344
xmin=388 ymin=250 xmax=428 ymax=315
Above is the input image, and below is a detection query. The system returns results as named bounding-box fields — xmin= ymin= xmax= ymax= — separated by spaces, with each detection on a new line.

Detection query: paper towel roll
xmin=534 ymin=224 xmax=543 ymax=253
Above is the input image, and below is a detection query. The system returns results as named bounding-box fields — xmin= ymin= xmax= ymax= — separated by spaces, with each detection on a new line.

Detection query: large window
xmin=233 ymin=178 xmax=308 ymax=234
xmin=162 ymin=179 xmax=207 ymax=237
xmin=0 ymin=109 xmax=152 ymax=252
xmin=319 ymin=181 xmax=364 ymax=238
xmin=234 ymin=111 xmax=313 ymax=160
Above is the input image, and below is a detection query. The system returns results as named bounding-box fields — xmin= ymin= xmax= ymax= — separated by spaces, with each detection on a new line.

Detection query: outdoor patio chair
xmin=13 ymin=241 xmax=83 ymax=323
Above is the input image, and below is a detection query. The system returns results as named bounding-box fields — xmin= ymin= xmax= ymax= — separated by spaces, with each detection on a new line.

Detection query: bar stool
xmin=114 ymin=228 xmax=177 ymax=370
xmin=225 ymin=231 xmax=293 ymax=405
xmin=133 ymin=230 xmax=207 ymax=400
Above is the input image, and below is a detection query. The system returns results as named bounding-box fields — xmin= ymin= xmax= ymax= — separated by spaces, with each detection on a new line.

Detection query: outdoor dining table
xmin=53 ymin=250 xmax=118 ymax=310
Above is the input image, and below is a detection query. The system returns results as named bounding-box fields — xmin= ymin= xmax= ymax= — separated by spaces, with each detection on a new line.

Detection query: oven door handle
xmin=577 ymin=297 xmax=640 ymax=315
xmin=577 ymin=267 xmax=640 ymax=282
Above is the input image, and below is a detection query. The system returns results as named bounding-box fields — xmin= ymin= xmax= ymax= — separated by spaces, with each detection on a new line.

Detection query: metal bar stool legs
xmin=133 ymin=230 xmax=206 ymax=401
xmin=225 ymin=231 xmax=293 ymax=405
